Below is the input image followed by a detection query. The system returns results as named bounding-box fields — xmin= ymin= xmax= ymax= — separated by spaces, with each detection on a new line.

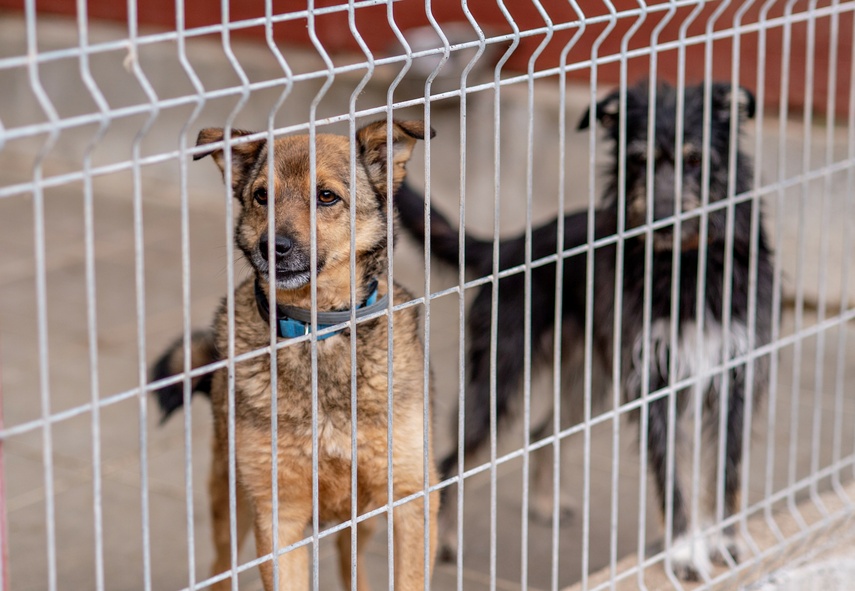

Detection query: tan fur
xmin=194 ymin=121 xmax=438 ymax=591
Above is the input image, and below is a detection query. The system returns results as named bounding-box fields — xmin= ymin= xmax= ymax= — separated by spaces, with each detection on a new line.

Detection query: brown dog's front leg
xmin=253 ymin=506 xmax=311 ymax=591
xmin=337 ymin=517 xmax=378 ymax=591
xmin=209 ymin=442 xmax=253 ymax=591
xmin=392 ymin=493 xmax=438 ymax=591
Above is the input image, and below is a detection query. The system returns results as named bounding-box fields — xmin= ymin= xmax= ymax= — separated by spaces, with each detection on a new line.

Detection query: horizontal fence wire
xmin=0 ymin=1 xmax=854 ymax=591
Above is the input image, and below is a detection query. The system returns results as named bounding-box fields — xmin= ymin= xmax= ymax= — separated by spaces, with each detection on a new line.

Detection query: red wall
xmin=2 ymin=0 xmax=852 ymax=116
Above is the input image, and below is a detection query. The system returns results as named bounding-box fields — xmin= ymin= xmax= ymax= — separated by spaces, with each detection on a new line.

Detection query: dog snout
xmin=652 ymin=166 xmax=677 ymax=222
xmin=259 ymin=233 xmax=294 ymax=262
xmin=653 ymin=197 xmax=677 ymax=222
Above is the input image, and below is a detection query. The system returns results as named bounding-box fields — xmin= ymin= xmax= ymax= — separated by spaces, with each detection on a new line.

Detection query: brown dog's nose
xmin=259 ymin=234 xmax=293 ymax=261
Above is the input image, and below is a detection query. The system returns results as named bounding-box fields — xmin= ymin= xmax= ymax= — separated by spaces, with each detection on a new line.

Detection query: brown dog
xmin=151 ymin=120 xmax=438 ymax=591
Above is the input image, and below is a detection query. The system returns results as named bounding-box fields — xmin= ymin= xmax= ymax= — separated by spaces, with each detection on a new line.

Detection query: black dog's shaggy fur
xmin=396 ymin=81 xmax=774 ymax=579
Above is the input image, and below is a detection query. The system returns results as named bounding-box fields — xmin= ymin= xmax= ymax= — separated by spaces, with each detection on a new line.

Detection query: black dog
xmin=395 ymin=81 xmax=774 ymax=580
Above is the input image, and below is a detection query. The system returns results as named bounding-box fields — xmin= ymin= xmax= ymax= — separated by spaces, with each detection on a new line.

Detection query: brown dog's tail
xmin=394 ymin=182 xmax=494 ymax=275
xmin=150 ymin=330 xmax=218 ymax=424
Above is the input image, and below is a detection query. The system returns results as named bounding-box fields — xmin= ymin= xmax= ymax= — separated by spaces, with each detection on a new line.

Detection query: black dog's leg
xmin=441 ymin=275 xmax=532 ymax=476
xmin=724 ymin=374 xmax=745 ymax=515
xmin=438 ymin=271 xmax=556 ymax=559
xmin=437 ymin=286 xmax=506 ymax=476
xmin=436 ymin=282 xmax=528 ymax=559
xmin=687 ymin=371 xmax=746 ymax=570
xmin=646 ymin=393 xmax=689 ymax=532
xmin=712 ymin=372 xmax=745 ymax=565
xmin=528 ymin=409 xmax=577 ymax=524
xmin=645 ymin=383 xmax=713 ymax=581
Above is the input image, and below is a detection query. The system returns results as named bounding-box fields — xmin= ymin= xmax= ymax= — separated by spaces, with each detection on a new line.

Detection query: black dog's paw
xmin=672 ymin=561 xmax=703 ymax=582
xmin=709 ymin=534 xmax=743 ymax=566
xmin=668 ymin=534 xmax=713 ymax=582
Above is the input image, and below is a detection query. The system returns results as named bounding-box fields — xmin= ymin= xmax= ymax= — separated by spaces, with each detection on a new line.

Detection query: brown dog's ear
xmin=194 ymin=128 xmax=265 ymax=190
xmin=356 ymin=120 xmax=435 ymax=196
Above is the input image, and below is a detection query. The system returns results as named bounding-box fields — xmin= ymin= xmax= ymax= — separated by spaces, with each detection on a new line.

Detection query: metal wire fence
xmin=0 ymin=1 xmax=854 ymax=590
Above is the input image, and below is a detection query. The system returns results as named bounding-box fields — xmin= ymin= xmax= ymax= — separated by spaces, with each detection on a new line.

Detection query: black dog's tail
xmin=395 ymin=182 xmax=494 ymax=274
xmin=397 ymin=181 xmax=565 ymax=489
xmin=150 ymin=330 xmax=218 ymax=423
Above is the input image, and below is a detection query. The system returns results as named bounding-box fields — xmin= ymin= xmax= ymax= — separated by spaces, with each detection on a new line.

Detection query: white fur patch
xmin=628 ymin=316 xmax=750 ymax=398
xmin=670 ymin=529 xmax=713 ymax=579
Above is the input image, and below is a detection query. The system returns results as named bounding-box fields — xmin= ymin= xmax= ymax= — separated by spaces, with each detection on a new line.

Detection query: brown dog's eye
xmin=317 ymin=189 xmax=341 ymax=206
xmin=253 ymin=187 xmax=268 ymax=205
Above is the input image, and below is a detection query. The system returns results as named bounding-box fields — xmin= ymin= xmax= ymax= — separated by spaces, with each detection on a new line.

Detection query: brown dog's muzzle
xmin=256 ymin=232 xmax=314 ymax=289
xmin=259 ymin=233 xmax=294 ymax=264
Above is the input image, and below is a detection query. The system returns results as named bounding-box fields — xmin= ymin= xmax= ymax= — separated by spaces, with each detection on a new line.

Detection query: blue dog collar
xmin=254 ymin=278 xmax=386 ymax=341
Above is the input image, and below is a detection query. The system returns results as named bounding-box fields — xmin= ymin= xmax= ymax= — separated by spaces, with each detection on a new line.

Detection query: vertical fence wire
xmin=732 ymin=0 xmax=763 ymax=565
xmin=422 ymin=4 xmax=449 ymax=589
xmin=521 ymin=5 xmax=553 ymax=590
xmin=610 ymin=4 xmax=646 ymax=585
xmin=125 ymin=1 xmax=163 ymax=583
xmin=662 ymin=4 xmax=700 ymax=584
xmin=75 ymin=1 xmax=109 ymax=588
xmin=217 ymin=1 xmax=252 ymax=587
xmin=383 ymin=6 xmax=411 ymax=589
xmin=452 ymin=8 xmax=486 ymax=591
xmin=715 ymin=0 xmax=739 ymax=571
xmin=489 ymin=4 xmax=519 ymax=588
xmin=757 ymin=0 xmax=787 ymax=546
xmin=263 ymin=1 xmax=295 ymax=587
xmin=584 ymin=5 xmax=617 ymax=587
xmin=781 ymin=0 xmax=808 ymax=532
xmin=638 ymin=5 xmax=675 ymax=587
xmin=24 ymin=0 xmax=60 ymax=588
xmin=799 ymin=0 xmax=826 ymax=518
xmin=554 ymin=4 xmax=586 ymax=589
xmin=693 ymin=0 xmax=719 ymax=578
xmin=175 ymin=0 xmax=206 ymax=586
xmin=306 ymin=5 xmax=336 ymax=589
xmin=346 ymin=5 xmax=374 ymax=591
xmin=822 ymin=0 xmax=842 ymax=504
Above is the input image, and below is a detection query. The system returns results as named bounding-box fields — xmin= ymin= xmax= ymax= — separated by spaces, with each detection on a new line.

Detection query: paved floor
xmin=1 ymin=13 xmax=854 ymax=591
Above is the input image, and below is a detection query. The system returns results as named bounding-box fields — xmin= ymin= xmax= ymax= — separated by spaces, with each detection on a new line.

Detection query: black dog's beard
xmin=626 ymin=194 xmax=707 ymax=252
xmin=651 ymin=220 xmax=703 ymax=252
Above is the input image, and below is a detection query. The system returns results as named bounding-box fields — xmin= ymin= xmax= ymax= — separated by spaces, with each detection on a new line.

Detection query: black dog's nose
xmin=259 ymin=234 xmax=293 ymax=261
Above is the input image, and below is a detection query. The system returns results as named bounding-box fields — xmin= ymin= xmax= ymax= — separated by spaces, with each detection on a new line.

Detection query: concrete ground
xmin=1 ymin=13 xmax=854 ymax=591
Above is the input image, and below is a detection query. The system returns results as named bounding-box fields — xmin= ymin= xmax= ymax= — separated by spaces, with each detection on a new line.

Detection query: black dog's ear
xmin=194 ymin=128 xmax=266 ymax=189
xmin=711 ymin=84 xmax=756 ymax=121
xmin=356 ymin=120 xmax=434 ymax=195
xmin=577 ymin=90 xmax=621 ymax=131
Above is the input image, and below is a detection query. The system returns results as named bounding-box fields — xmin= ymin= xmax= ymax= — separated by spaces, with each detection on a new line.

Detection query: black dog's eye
xmin=685 ymin=153 xmax=703 ymax=168
xmin=317 ymin=189 xmax=341 ymax=206
xmin=253 ymin=187 xmax=268 ymax=205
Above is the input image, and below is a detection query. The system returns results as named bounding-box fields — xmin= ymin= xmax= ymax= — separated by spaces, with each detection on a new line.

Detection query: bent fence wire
xmin=0 ymin=1 xmax=854 ymax=590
